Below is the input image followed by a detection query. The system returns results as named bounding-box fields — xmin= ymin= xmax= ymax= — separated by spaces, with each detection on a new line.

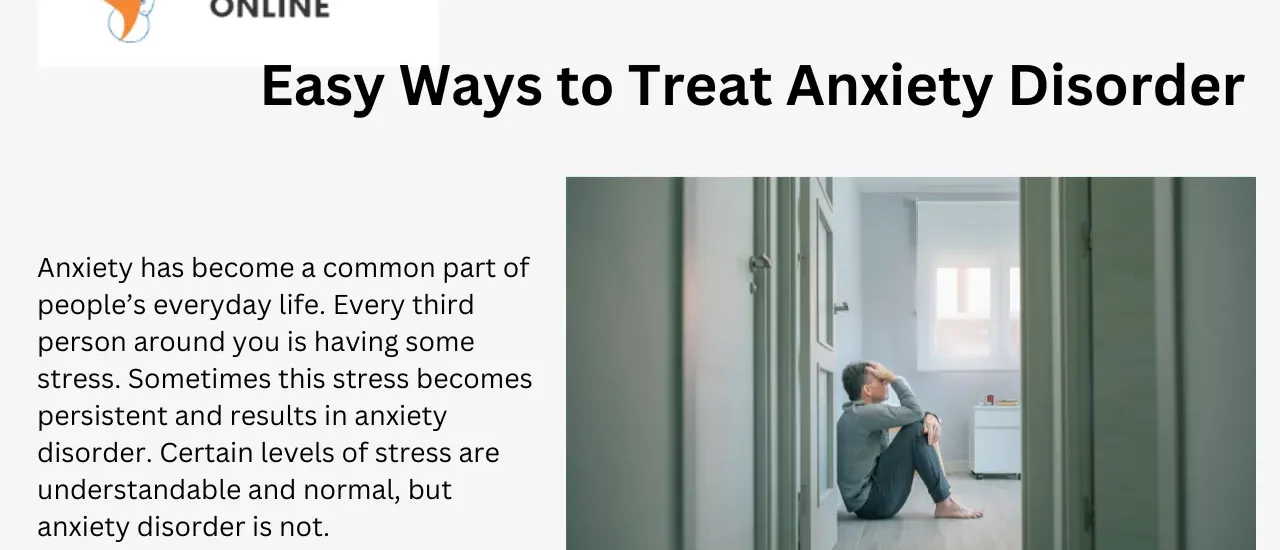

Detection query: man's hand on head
xmin=867 ymin=362 xmax=897 ymax=382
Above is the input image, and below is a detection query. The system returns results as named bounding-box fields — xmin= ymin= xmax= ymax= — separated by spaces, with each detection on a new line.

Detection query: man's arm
xmin=885 ymin=366 xmax=939 ymax=425
xmin=856 ymin=378 xmax=925 ymax=431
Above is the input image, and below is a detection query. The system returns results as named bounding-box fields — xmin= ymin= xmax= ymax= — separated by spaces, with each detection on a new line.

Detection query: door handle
xmin=749 ymin=254 xmax=773 ymax=270
xmin=834 ymin=301 xmax=849 ymax=313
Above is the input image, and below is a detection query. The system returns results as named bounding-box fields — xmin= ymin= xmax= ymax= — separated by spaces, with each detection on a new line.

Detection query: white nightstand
xmin=970 ymin=405 xmax=1021 ymax=479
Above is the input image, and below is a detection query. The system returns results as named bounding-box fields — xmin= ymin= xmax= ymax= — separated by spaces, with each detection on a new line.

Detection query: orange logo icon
xmin=105 ymin=0 xmax=155 ymax=43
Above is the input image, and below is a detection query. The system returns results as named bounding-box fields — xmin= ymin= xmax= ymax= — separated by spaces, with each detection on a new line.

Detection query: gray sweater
xmin=835 ymin=377 xmax=926 ymax=512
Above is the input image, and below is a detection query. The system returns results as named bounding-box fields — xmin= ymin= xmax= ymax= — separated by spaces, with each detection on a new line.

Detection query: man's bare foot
xmin=934 ymin=498 xmax=984 ymax=519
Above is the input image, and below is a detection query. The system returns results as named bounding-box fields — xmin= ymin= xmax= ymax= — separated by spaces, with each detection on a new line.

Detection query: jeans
xmin=854 ymin=420 xmax=951 ymax=519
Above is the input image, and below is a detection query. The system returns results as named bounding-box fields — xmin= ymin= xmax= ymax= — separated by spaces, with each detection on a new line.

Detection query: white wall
xmin=566 ymin=178 xmax=683 ymax=550
xmin=856 ymin=189 xmax=1021 ymax=463
xmin=683 ymin=178 xmax=756 ymax=550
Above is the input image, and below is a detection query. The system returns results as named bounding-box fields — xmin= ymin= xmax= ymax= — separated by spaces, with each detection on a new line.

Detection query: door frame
xmin=756 ymin=177 xmax=1095 ymax=550
xmin=683 ymin=177 xmax=1105 ymax=550
xmin=1020 ymin=177 xmax=1095 ymax=550
xmin=774 ymin=177 xmax=800 ymax=550
xmin=753 ymin=178 xmax=779 ymax=550
xmin=768 ymin=177 xmax=839 ymax=550
xmin=749 ymin=177 xmax=1093 ymax=550
xmin=1087 ymin=177 xmax=1184 ymax=550
xmin=746 ymin=176 xmax=801 ymax=550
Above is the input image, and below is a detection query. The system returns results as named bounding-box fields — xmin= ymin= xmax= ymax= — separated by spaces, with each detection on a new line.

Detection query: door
xmin=798 ymin=177 xmax=838 ymax=550
xmin=1020 ymin=177 xmax=1094 ymax=550
xmin=681 ymin=178 xmax=762 ymax=550
xmin=1088 ymin=178 xmax=1178 ymax=550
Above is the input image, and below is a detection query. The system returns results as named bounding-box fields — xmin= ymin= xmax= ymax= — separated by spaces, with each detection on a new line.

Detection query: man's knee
xmin=897 ymin=420 xmax=925 ymax=437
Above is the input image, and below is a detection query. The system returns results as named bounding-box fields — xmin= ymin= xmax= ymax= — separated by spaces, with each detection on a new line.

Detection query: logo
xmin=105 ymin=0 xmax=155 ymax=43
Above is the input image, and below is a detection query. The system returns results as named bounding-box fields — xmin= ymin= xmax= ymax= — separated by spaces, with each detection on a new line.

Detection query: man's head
xmin=842 ymin=361 xmax=890 ymax=403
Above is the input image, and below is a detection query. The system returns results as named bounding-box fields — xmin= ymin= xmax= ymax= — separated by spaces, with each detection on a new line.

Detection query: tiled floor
xmin=836 ymin=476 xmax=1021 ymax=550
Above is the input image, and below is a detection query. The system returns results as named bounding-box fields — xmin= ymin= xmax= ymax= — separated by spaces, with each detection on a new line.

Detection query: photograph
xmin=567 ymin=177 xmax=1255 ymax=550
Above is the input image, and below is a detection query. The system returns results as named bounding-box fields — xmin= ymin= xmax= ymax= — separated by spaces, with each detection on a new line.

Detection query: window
xmin=916 ymin=201 xmax=1020 ymax=371
xmin=934 ymin=267 xmax=992 ymax=358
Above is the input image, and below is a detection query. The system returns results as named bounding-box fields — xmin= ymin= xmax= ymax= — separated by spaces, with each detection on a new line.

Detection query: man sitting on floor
xmin=836 ymin=360 xmax=983 ymax=520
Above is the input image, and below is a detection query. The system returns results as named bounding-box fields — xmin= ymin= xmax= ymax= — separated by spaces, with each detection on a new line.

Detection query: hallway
xmin=566 ymin=177 xmax=1255 ymax=550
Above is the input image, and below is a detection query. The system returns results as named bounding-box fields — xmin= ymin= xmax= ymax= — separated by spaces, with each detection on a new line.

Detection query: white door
xmin=799 ymin=177 xmax=838 ymax=550
xmin=682 ymin=178 xmax=762 ymax=550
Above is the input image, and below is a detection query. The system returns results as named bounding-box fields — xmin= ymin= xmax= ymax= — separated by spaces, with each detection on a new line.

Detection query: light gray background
xmin=3 ymin=1 xmax=1274 ymax=549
